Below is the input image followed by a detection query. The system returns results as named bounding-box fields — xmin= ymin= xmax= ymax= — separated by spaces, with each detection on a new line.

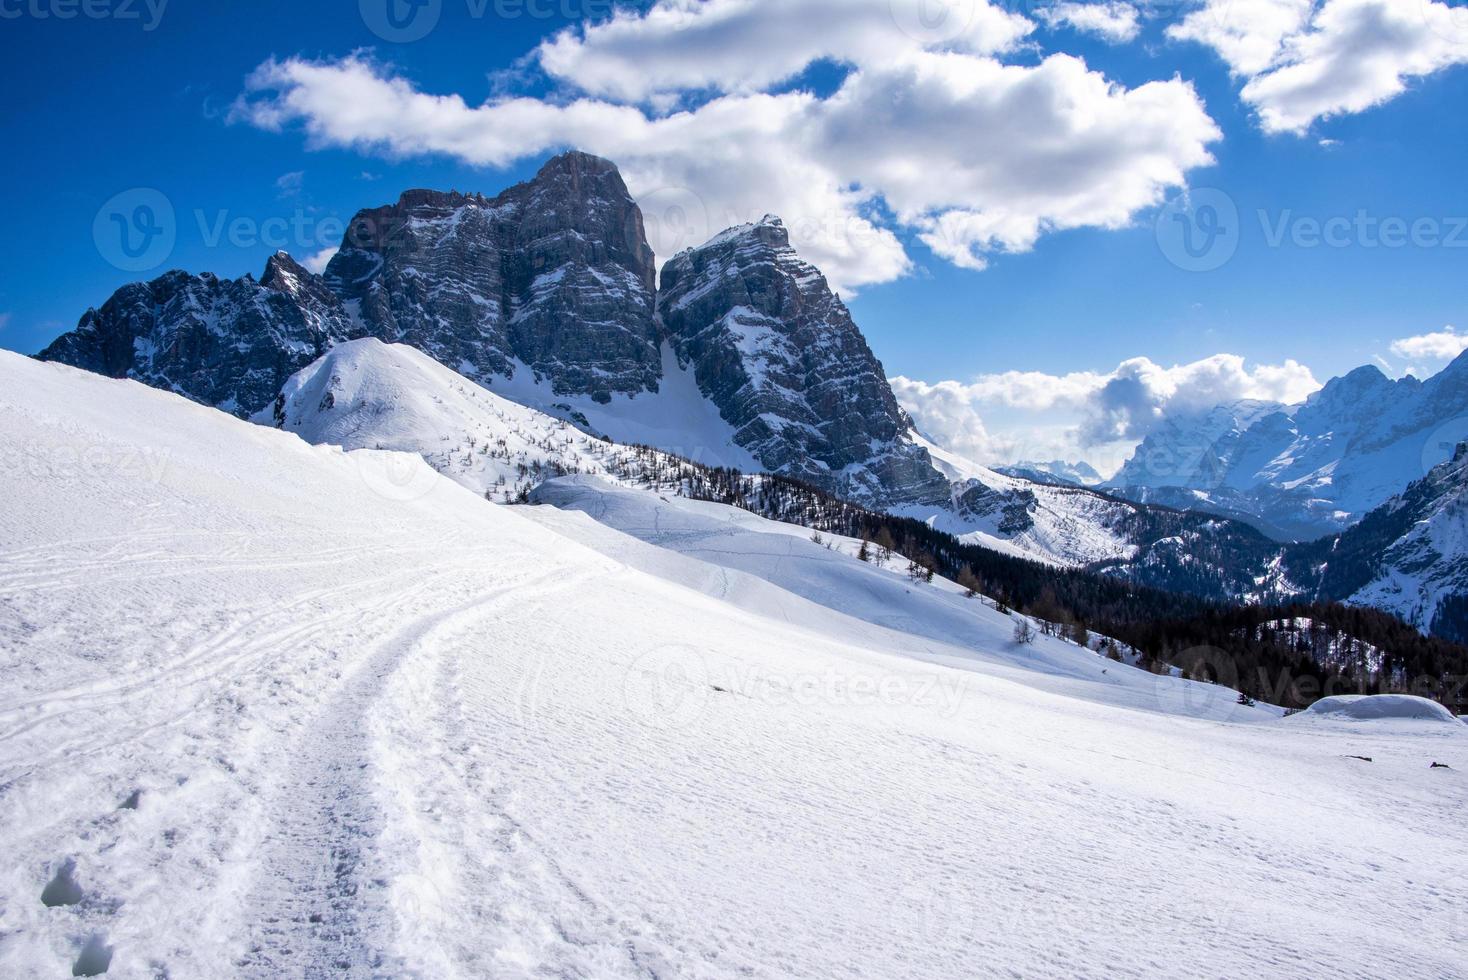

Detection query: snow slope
xmin=530 ymin=475 xmax=1190 ymax=716
xmin=2 ymin=351 xmax=1466 ymax=978
xmin=907 ymin=434 xmax=1137 ymax=564
xmin=261 ymin=338 xmax=713 ymax=502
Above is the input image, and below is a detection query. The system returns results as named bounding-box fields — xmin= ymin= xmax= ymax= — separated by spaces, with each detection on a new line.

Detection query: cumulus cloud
xmin=1390 ymin=325 xmax=1468 ymax=362
xmin=231 ymin=48 xmax=1218 ymax=290
xmin=890 ymin=377 xmax=1019 ymax=462
xmin=537 ymin=0 xmax=1034 ymax=102
xmin=1080 ymin=354 xmax=1320 ymax=442
xmin=1035 ymin=1 xmax=1143 ymax=43
xmin=1168 ymin=0 xmax=1315 ymax=76
xmin=1170 ymin=0 xmax=1468 ymax=133
xmin=301 ymin=246 xmax=339 ymax=274
xmin=893 ymin=354 xmax=1321 ymax=467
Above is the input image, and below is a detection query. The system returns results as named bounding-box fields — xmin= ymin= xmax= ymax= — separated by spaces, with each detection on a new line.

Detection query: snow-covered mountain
xmin=323 ymin=152 xmax=661 ymax=400
xmin=40 ymin=153 xmax=947 ymax=510
xmin=658 ymin=215 xmax=949 ymax=507
xmin=263 ymin=337 xmax=714 ymax=503
xmin=995 ymin=459 xmax=1105 ymax=488
xmin=33 ymin=150 xmax=1468 ymax=625
xmin=1109 ymin=356 xmax=1468 ymax=541
xmin=37 ymin=251 xmax=356 ymax=415
xmin=1289 ymin=442 xmax=1468 ymax=641
xmin=265 ymin=341 xmax=1287 ymax=602
xmin=4 ymin=350 xmax=1464 ymax=977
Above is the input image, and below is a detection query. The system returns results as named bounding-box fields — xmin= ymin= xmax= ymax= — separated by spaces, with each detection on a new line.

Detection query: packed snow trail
xmin=1 ymin=354 xmax=1466 ymax=978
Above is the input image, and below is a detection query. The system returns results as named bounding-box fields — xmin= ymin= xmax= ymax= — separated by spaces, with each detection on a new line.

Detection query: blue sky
xmin=3 ymin=0 xmax=1467 ymax=468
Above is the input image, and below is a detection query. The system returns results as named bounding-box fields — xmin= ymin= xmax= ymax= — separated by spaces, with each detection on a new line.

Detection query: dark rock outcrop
xmin=324 ymin=151 xmax=659 ymax=401
xmin=658 ymin=216 xmax=949 ymax=507
xmin=38 ymin=251 xmax=356 ymax=416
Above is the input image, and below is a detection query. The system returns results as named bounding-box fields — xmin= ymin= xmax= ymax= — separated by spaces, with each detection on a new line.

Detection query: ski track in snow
xmin=237 ymin=566 xmax=583 ymax=977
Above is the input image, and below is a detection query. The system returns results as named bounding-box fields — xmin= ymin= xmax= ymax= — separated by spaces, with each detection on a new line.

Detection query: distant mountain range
xmin=1104 ymin=357 xmax=1468 ymax=542
xmin=35 ymin=151 xmax=1468 ymax=639
xmin=995 ymin=460 xmax=1105 ymax=488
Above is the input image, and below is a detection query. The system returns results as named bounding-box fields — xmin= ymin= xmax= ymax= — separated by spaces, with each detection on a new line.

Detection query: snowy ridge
xmin=1317 ymin=443 xmax=1468 ymax=641
xmin=262 ymin=338 xmax=704 ymax=502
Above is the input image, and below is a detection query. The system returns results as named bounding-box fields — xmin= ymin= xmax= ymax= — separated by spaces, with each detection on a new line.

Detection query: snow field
xmin=1 ymin=353 xmax=1465 ymax=978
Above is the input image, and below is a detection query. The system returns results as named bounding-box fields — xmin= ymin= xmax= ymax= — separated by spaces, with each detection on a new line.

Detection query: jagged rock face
xmin=324 ymin=152 xmax=659 ymax=402
xmin=955 ymin=481 xmax=1037 ymax=534
xmin=658 ymin=217 xmax=949 ymax=508
xmin=38 ymin=252 xmax=356 ymax=416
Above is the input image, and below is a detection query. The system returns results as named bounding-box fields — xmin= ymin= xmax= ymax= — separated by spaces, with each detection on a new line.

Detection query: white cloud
xmin=536 ymin=0 xmax=1034 ymax=102
xmin=231 ymin=49 xmax=1219 ymax=291
xmin=1170 ymin=0 xmax=1468 ymax=133
xmin=890 ymin=377 xmax=1016 ymax=462
xmin=1035 ymin=1 xmax=1143 ymax=43
xmin=1168 ymin=0 xmax=1315 ymax=76
xmin=1390 ymin=325 xmax=1468 ymax=361
xmin=893 ymin=354 xmax=1321 ymax=468
xmin=301 ymin=246 xmax=339 ymax=274
xmin=1079 ymin=353 xmax=1319 ymax=443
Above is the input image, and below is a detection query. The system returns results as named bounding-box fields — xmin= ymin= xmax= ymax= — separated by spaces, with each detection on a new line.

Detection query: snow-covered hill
xmin=3 ymin=351 xmax=1465 ymax=978
xmin=261 ymin=338 xmax=713 ymax=502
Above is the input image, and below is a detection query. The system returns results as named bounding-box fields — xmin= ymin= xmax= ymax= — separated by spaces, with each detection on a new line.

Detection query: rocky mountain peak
xmin=38 ymin=261 xmax=356 ymax=416
xmin=658 ymin=209 xmax=948 ymax=507
xmin=40 ymin=152 xmax=945 ymax=508
xmin=261 ymin=250 xmax=340 ymax=308
xmin=322 ymin=150 xmax=660 ymax=400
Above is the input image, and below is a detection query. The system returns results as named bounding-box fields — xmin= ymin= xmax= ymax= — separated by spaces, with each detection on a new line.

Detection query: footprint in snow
xmin=72 ymin=933 xmax=113 ymax=976
xmin=42 ymin=859 xmax=85 ymax=908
